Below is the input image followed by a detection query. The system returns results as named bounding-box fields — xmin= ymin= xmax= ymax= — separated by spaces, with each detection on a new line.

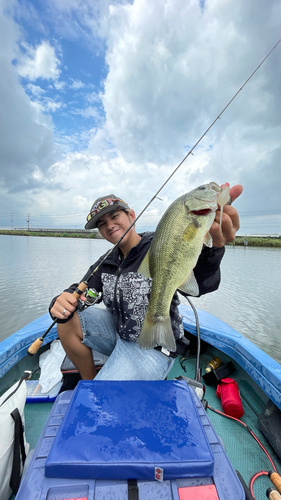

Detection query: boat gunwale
xmin=180 ymin=304 xmax=281 ymax=410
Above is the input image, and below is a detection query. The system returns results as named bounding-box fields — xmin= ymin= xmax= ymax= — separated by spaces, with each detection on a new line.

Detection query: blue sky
xmin=0 ymin=0 xmax=281 ymax=234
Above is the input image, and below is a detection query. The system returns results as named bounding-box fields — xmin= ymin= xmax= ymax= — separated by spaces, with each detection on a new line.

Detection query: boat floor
xmin=22 ymin=351 xmax=281 ymax=500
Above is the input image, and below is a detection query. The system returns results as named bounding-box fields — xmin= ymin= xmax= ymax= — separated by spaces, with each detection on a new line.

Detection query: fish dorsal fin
xmin=178 ymin=271 xmax=199 ymax=296
xmin=138 ymin=249 xmax=151 ymax=278
xmin=204 ymin=232 xmax=213 ymax=248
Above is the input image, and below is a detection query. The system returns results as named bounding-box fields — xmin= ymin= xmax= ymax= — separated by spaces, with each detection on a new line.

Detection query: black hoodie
xmin=49 ymin=232 xmax=225 ymax=343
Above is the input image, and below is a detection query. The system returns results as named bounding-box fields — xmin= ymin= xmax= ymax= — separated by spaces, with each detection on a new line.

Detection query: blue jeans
xmin=78 ymin=306 xmax=175 ymax=380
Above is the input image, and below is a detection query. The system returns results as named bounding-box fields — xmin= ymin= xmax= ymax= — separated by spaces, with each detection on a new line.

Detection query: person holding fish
xmin=49 ymin=183 xmax=242 ymax=381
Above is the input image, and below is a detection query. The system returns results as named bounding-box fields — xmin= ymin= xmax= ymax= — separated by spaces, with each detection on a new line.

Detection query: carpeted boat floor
xmin=22 ymin=352 xmax=281 ymax=500
xmin=167 ymin=353 xmax=281 ymax=500
xmin=24 ymin=402 xmax=54 ymax=450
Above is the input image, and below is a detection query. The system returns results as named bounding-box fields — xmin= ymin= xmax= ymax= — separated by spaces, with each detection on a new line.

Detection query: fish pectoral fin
xmin=138 ymin=249 xmax=151 ymax=278
xmin=204 ymin=232 xmax=213 ymax=248
xmin=177 ymin=271 xmax=199 ymax=296
xmin=182 ymin=220 xmax=199 ymax=242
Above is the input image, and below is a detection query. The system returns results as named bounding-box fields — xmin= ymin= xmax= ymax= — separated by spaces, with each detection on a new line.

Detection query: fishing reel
xmin=78 ymin=287 xmax=102 ymax=311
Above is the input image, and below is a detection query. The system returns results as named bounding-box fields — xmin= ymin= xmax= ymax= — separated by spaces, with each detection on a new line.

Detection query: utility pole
xmin=11 ymin=213 xmax=13 ymax=230
xmin=27 ymin=214 xmax=30 ymax=230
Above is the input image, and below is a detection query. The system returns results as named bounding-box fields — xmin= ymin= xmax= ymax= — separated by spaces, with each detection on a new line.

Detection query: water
xmin=1 ymin=235 xmax=280 ymax=363
xmin=184 ymin=245 xmax=281 ymax=363
xmin=0 ymin=235 xmax=112 ymax=342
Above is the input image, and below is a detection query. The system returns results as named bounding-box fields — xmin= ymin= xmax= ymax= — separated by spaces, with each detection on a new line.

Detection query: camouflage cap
xmin=85 ymin=194 xmax=131 ymax=229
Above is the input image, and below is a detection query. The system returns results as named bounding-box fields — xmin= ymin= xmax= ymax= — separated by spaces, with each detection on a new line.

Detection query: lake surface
xmin=1 ymin=235 xmax=280 ymax=364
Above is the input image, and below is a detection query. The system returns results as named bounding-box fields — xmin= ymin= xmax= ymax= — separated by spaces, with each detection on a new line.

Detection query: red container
xmin=216 ymin=378 xmax=244 ymax=418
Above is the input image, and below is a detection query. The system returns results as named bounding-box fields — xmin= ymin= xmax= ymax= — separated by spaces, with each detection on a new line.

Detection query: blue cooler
xmin=16 ymin=380 xmax=245 ymax=499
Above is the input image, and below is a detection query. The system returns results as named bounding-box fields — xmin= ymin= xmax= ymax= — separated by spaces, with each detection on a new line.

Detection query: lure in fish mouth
xmin=138 ymin=181 xmax=230 ymax=352
xmin=189 ymin=182 xmax=230 ymax=224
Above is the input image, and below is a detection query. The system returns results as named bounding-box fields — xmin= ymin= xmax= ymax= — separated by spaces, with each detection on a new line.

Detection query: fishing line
xmin=185 ymin=296 xmax=202 ymax=382
xmin=90 ymin=36 xmax=281 ymax=263
xmin=27 ymin=37 xmax=281 ymax=355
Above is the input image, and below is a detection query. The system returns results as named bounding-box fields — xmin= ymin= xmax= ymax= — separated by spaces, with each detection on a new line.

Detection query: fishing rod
xmin=27 ymin=267 xmax=96 ymax=354
xmin=27 ymin=37 xmax=281 ymax=355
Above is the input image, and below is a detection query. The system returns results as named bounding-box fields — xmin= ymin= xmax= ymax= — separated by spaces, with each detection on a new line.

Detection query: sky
xmin=0 ymin=0 xmax=280 ymax=235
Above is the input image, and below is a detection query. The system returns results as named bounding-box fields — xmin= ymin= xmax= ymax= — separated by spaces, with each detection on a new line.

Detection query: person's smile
xmin=108 ymin=226 xmax=122 ymax=238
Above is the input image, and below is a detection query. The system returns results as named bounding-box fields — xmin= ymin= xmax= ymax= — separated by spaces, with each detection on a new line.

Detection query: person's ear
xmin=128 ymin=209 xmax=136 ymax=222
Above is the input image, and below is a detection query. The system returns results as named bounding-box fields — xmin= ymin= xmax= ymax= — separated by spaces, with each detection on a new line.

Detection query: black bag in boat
xmin=202 ymin=361 xmax=235 ymax=386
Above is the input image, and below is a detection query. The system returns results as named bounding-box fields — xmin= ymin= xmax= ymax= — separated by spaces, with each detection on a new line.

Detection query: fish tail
xmin=138 ymin=311 xmax=177 ymax=352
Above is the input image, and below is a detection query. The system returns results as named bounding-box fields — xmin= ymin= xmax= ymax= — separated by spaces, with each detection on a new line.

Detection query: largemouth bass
xmin=138 ymin=181 xmax=228 ymax=351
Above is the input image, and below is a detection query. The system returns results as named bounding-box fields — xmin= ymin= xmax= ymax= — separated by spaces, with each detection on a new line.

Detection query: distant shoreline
xmin=228 ymin=236 xmax=281 ymax=247
xmin=0 ymin=229 xmax=100 ymax=239
xmin=1 ymin=229 xmax=281 ymax=247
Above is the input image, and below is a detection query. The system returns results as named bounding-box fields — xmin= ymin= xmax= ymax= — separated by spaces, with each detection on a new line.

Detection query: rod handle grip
xmin=269 ymin=472 xmax=281 ymax=494
xmin=267 ymin=487 xmax=281 ymax=499
xmin=27 ymin=337 xmax=43 ymax=356
xmin=72 ymin=281 xmax=88 ymax=300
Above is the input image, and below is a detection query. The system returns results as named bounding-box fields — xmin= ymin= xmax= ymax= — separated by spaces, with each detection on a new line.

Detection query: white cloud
xmin=26 ymin=83 xmax=45 ymax=97
xmin=44 ymin=98 xmax=63 ymax=112
xmin=70 ymin=79 xmax=85 ymax=89
xmin=72 ymin=106 xmax=102 ymax=120
xmin=16 ymin=40 xmax=61 ymax=81
xmin=42 ymin=0 xmax=109 ymax=50
xmin=53 ymin=80 xmax=66 ymax=91
xmin=86 ymin=91 xmax=102 ymax=104
xmin=0 ymin=5 xmax=58 ymax=192
xmin=0 ymin=0 xmax=281 ymax=235
xmin=99 ymin=0 xmax=280 ymax=170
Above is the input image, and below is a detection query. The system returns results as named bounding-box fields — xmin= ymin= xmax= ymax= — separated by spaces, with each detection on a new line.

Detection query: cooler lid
xmin=45 ymin=380 xmax=214 ymax=481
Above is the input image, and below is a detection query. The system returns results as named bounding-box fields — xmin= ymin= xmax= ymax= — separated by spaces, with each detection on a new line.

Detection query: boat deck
xmin=20 ymin=349 xmax=281 ymax=500
xmin=168 ymin=353 xmax=281 ymax=500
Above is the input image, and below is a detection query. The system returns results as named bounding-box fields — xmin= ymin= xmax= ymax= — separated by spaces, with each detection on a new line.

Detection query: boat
xmin=1 ymin=303 xmax=281 ymax=500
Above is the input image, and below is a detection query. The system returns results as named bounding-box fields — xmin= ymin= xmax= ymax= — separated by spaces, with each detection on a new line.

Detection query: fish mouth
xmin=191 ymin=209 xmax=213 ymax=216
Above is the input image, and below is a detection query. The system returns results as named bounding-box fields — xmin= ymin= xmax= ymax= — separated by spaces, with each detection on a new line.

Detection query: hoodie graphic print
xmin=101 ymin=271 xmax=184 ymax=342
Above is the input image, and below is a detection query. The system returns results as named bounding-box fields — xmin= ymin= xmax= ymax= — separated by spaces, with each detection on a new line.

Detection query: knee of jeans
xmin=78 ymin=308 xmax=118 ymax=342
xmin=57 ymin=312 xmax=80 ymax=338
